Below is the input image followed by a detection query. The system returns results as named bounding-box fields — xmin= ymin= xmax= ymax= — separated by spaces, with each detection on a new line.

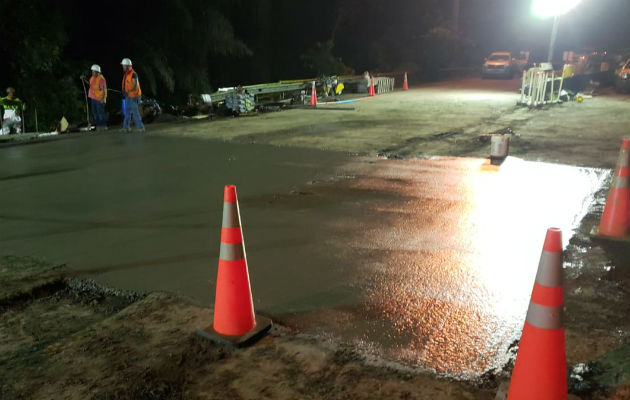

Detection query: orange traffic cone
xmin=593 ymin=138 xmax=630 ymax=241
xmin=402 ymin=71 xmax=409 ymax=90
xmin=369 ymin=75 xmax=375 ymax=97
xmin=310 ymin=81 xmax=317 ymax=106
xmin=197 ymin=185 xmax=272 ymax=347
xmin=507 ymin=228 xmax=566 ymax=400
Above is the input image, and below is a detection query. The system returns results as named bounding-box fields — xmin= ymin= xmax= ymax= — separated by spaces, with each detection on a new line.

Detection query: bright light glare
xmin=532 ymin=0 xmax=581 ymax=18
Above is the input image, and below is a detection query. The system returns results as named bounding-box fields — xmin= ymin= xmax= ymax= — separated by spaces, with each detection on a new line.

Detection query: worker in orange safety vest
xmin=120 ymin=58 xmax=145 ymax=132
xmin=81 ymin=64 xmax=107 ymax=129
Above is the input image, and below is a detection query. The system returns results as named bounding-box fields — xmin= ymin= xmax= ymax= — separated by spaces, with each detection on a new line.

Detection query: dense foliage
xmin=0 ymin=0 xmax=83 ymax=131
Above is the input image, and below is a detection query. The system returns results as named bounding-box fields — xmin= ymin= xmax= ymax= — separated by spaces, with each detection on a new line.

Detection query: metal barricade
xmin=518 ymin=66 xmax=566 ymax=107
xmin=374 ymin=77 xmax=396 ymax=94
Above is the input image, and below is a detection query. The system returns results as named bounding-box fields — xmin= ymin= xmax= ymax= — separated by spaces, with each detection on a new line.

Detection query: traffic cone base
xmin=592 ymin=138 xmax=630 ymax=242
xmin=590 ymin=225 xmax=630 ymax=243
xmin=196 ymin=185 xmax=272 ymax=347
xmin=197 ymin=314 xmax=272 ymax=348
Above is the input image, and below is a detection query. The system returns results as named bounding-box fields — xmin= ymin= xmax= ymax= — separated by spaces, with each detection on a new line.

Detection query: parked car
xmin=482 ymin=52 xmax=514 ymax=79
xmin=614 ymin=58 xmax=630 ymax=93
xmin=513 ymin=51 xmax=531 ymax=73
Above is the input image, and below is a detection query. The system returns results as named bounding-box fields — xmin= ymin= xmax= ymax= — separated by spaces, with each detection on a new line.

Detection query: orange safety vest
xmin=89 ymin=74 xmax=107 ymax=101
xmin=122 ymin=68 xmax=142 ymax=98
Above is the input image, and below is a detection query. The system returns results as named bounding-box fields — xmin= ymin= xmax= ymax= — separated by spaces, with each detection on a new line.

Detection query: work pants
xmin=122 ymin=96 xmax=145 ymax=131
xmin=2 ymin=114 xmax=21 ymax=135
xmin=91 ymin=99 xmax=106 ymax=127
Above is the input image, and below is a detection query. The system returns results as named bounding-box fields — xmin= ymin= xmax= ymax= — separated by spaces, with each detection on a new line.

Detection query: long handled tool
xmin=80 ymin=76 xmax=91 ymax=127
xmin=105 ymin=87 xmax=125 ymax=117
xmin=34 ymin=106 xmax=38 ymax=133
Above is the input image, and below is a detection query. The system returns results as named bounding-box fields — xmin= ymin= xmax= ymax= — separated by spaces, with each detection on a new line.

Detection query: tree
xmin=301 ymin=40 xmax=354 ymax=76
xmin=0 ymin=0 xmax=254 ymax=129
xmin=118 ymin=0 xmax=252 ymax=103
xmin=0 ymin=0 xmax=83 ymax=131
xmin=422 ymin=27 xmax=475 ymax=81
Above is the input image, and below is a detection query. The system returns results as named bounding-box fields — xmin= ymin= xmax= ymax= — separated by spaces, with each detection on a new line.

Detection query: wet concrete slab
xmin=289 ymin=156 xmax=611 ymax=379
xmin=0 ymin=135 xmax=616 ymax=380
xmin=0 ymin=134 xmax=352 ymax=300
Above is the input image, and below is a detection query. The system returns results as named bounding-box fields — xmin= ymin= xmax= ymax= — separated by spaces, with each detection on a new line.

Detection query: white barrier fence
xmin=374 ymin=77 xmax=396 ymax=94
xmin=518 ymin=65 xmax=568 ymax=107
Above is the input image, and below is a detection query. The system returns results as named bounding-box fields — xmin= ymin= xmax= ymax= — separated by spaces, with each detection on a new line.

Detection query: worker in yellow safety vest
xmin=0 ymin=87 xmax=25 ymax=135
xmin=120 ymin=58 xmax=145 ymax=132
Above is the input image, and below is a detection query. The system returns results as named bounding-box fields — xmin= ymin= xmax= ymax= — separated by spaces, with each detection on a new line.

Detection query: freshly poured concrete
xmin=1 ymin=133 xmax=612 ymax=378
xmin=0 ymin=134 xmax=354 ymax=308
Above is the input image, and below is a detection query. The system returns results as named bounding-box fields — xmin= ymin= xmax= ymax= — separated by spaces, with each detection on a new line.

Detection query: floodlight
xmin=532 ymin=0 xmax=581 ymax=19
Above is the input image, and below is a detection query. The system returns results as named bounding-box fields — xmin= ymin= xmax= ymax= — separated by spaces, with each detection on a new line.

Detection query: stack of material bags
xmin=225 ymin=89 xmax=255 ymax=114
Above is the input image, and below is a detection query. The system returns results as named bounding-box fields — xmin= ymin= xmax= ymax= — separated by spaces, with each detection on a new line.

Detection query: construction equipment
xmin=196 ymin=73 xmax=397 ymax=110
xmin=226 ymin=87 xmax=256 ymax=114
xmin=321 ymin=75 xmax=338 ymax=97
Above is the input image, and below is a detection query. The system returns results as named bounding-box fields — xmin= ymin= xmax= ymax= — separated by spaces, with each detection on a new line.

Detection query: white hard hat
xmin=90 ymin=64 xmax=101 ymax=73
xmin=120 ymin=58 xmax=132 ymax=66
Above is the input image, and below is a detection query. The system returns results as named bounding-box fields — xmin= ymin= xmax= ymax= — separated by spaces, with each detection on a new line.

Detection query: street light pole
xmin=532 ymin=0 xmax=581 ymax=64
xmin=547 ymin=15 xmax=560 ymax=63
xmin=453 ymin=0 xmax=461 ymax=34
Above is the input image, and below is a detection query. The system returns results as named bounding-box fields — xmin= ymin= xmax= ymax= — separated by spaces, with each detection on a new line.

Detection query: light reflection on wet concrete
xmin=321 ymin=157 xmax=608 ymax=377
xmin=0 ymin=136 xmax=609 ymax=378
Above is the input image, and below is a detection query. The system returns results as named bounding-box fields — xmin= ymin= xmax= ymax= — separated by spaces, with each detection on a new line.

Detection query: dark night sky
xmin=62 ymin=0 xmax=629 ymax=81
xmin=464 ymin=0 xmax=630 ymax=58
xmin=1 ymin=0 xmax=628 ymax=106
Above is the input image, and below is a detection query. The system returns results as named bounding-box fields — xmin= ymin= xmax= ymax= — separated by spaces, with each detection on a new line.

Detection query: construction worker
xmin=120 ymin=58 xmax=145 ymax=132
xmin=363 ymin=71 xmax=371 ymax=93
xmin=335 ymin=81 xmax=345 ymax=96
xmin=322 ymin=76 xmax=339 ymax=98
xmin=81 ymin=64 xmax=108 ymax=130
xmin=0 ymin=87 xmax=25 ymax=135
